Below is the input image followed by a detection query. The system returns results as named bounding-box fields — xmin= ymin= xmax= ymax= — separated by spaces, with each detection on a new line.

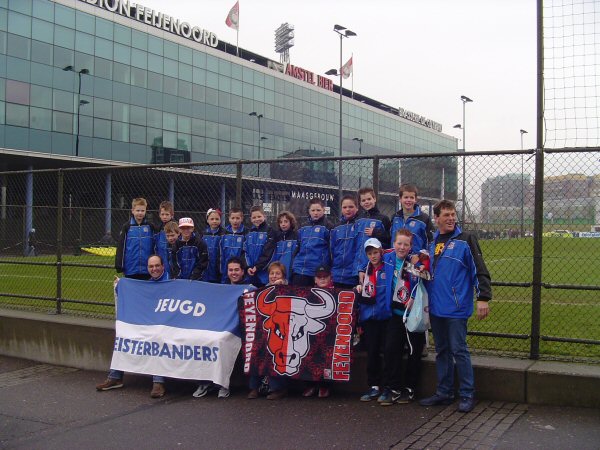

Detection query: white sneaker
xmin=218 ymin=387 xmax=230 ymax=398
xmin=192 ymin=383 xmax=211 ymax=398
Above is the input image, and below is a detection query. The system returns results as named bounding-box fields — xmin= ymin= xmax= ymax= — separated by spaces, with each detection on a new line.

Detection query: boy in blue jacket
xmin=246 ymin=205 xmax=277 ymax=287
xmin=355 ymin=238 xmax=391 ymax=403
xmin=330 ymin=194 xmax=360 ymax=288
xmin=390 ymin=184 xmax=433 ymax=254
xmin=174 ymin=217 xmax=208 ymax=280
xmin=292 ymin=198 xmax=333 ymax=286
xmin=115 ymin=197 xmax=156 ymax=280
xmin=220 ymin=207 xmax=247 ymax=283
xmin=355 ymin=187 xmax=391 ymax=275
xmin=154 ymin=201 xmax=176 ymax=278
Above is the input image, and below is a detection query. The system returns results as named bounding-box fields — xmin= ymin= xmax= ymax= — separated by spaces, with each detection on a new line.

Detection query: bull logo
xmin=256 ymin=286 xmax=336 ymax=375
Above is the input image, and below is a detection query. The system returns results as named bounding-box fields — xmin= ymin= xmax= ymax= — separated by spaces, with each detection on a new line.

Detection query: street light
xmin=249 ymin=112 xmax=263 ymax=176
xmin=63 ymin=66 xmax=90 ymax=157
xmin=326 ymin=24 xmax=357 ymax=203
xmin=520 ymin=129 xmax=528 ymax=237
xmin=352 ymin=137 xmax=363 ymax=188
xmin=457 ymin=95 xmax=473 ymax=227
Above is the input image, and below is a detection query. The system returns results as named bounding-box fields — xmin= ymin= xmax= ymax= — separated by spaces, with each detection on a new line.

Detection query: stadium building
xmin=0 ymin=0 xmax=459 ymax=248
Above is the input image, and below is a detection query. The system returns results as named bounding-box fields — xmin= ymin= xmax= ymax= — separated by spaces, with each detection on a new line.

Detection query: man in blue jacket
xmin=419 ymin=200 xmax=492 ymax=413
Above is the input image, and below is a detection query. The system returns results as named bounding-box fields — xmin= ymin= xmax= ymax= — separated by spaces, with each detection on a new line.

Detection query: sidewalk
xmin=1 ymin=356 xmax=599 ymax=450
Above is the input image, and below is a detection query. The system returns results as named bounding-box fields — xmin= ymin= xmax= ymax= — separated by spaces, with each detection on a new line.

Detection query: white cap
xmin=178 ymin=217 xmax=194 ymax=228
xmin=364 ymin=238 xmax=382 ymax=250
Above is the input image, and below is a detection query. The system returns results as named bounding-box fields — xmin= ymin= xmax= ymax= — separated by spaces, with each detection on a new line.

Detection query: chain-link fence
xmin=1 ymin=148 xmax=600 ymax=362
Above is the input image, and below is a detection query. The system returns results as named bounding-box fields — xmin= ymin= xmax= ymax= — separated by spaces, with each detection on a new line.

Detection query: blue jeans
xmin=429 ymin=315 xmax=474 ymax=398
xmin=108 ymin=369 xmax=164 ymax=384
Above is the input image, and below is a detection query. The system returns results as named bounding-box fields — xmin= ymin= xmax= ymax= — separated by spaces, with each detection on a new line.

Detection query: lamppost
xmin=454 ymin=95 xmax=473 ymax=227
xmin=249 ymin=112 xmax=263 ymax=176
xmin=326 ymin=24 xmax=356 ymax=204
xmin=63 ymin=66 xmax=90 ymax=156
xmin=352 ymin=137 xmax=363 ymax=188
xmin=63 ymin=66 xmax=90 ymax=157
xmin=520 ymin=129 xmax=528 ymax=237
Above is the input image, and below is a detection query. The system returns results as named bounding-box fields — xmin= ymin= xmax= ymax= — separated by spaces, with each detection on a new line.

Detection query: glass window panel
xmin=112 ymin=101 xmax=129 ymax=122
xmin=131 ymin=67 xmax=147 ymax=88
xmin=218 ymin=91 xmax=230 ymax=110
xmin=75 ymin=31 xmax=94 ymax=55
xmin=147 ymin=90 xmax=161 ymax=109
xmin=192 ymin=85 xmax=205 ymax=102
xmin=264 ymin=74 xmax=274 ymax=91
xmin=231 ymin=126 xmax=242 ymax=143
xmin=53 ymin=110 xmax=72 ymax=133
xmin=130 ymin=105 xmax=146 ymax=125
xmin=163 ymin=130 xmax=176 ymax=148
xmin=163 ymin=40 xmax=177 ymax=57
xmin=242 ymin=67 xmax=253 ymax=83
xmin=218 ymin=140 xmax=230 ymax=158
xmin=264 ymin=89 xmax=274 ymax=105
xmin=164 ymin=58 xmax=178 ymax=78
xmin=206 ymin=54 xmax=218 ymax=72
xmin=0 ymin=30 xmax=6 ymax=55
xmin=242 ymin=82 xmax=252 ymax=99
xmin=192 ymin=67 xmax=205 ymax=85
xmin=53 ymin=46 xmax=73 ymax=70
xmin=163 ymin=112 xmax=177 ymax=131
xmin=147 ymin=109 xmax=162 ymax=128
xmin=230 ymin=93 xmax=242 ymax=112
xmin=163 ymin=94 xmax=177 ymax=113
xmin=75 ymin=52 xmax=93 ymax=75
xmin=30 ymin=61 xmax=52 ymax=87
xmin=7 ymin=33 xmax=30 ymax=59
xmin=192 ymin=101 xmax=205 ymax=119
xmin=191 ymin=118 xmax=205 ymax=136
xmin=231 ymin=63 xmax=242 ymax=81
xmin=75 ymin=10 xmax=94 ymax=33
xmin=6 ymin=80 xmax=29 ymax=104
xmin=178 ymin=44 xmax=192 ymax=64
xmin=163 ymin=76 xmax=177 ymax=96
xmin=148 ymin=53 xmax=162 ymax=74
xmin=205 ymin=120 xmax=217 ymax=138
xmin=146 ymin=127 xmax=161 ymax=145
xmin=31 ymin=17 xmax=53 ymax=43
xmin=191 ymin=135 xmax=205 ymax=152
xmin=218 ymin=59 xmax=231 ymax=77
xmin=29 ymin=106 xmax=51 ymax=130
xmin=254 ymin=71 xmax=264 ymax=88
xmin=112 ymin=121 xmax=128 ymax=142
xmin=95 ymin=17 xmax=113 ymax=40
xmin=131 ymin=48 xmax=147 ymax=69
xmin=93 ymin=117 xmax=111 ymax=138
xmin=253 ymin=86 xmax=264 ymax=102
xmin=114 ymin=43 xmax=130 ymax=64
xmin=8 ymin=12 xmax=31 ymax=38
xmin=55 ymin=25 xmax=74 ymax=50
xmin=177 ymin=133 xmax=189 ymax=151
xmin=206 ymin=71 xmax=218 ymax=89
xmin=177 ymin=115 xmax=191 ymax=133
xmin=113 ymin=62 xmax=130 ymax=84
xmin=114 ymin=23 xmax=131 ymax=46
xmin=179 ymin=63 xmax=192 ymax=82
xmin=206 ymin=137 xmax=217 ymax=155
xmin=131 ymin=29 xmax=147 ymax=51
xmin=179 ymin=80 xmax=192 ymax=99
xmin=192 ymin=49 xmax=205 ymax=68
xmin=33 ymin=0 xmax=53 ymax=20
xmin=0 ymin=79 xmax=4 ymax=102
xmin=55 ymin=4 xmax=74 ymax=28
xmin=6 ymin=103 xmax=29 ymax=126
xmin=218 ymin=123 xmax=230 ymax=140
xmin=231 ymin=79 xmax=242 ymax=96
xmin=95 ymin=37 xmax=113 ymax=60
xmin=130 ymin=124 xmax=145 ymax=144
xmin=148 ymin=35 xmax=163 ymax=55
xmin=205 ymin=88 xmax=217 ymax=106
xmin=218 ymin=74 xmax=231 ymax=92
xmin=94 ymin=56 xmax=112 ymax=80
xmin=147 ymin=71 xmax=162 ymax=91
xmin=93 ymin=97 xmax=111 ymax=119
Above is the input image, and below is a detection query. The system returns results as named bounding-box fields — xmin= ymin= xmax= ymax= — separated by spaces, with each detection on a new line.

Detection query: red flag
xmin=341 ymin=56 xmax=353 ymax=79
xmin=225 ymin=1 xmax=239 ymax=30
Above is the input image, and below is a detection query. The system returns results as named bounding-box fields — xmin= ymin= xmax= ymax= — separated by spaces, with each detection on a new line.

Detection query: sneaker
xmin=258 ymin=376 xmax=270 ymax=395
xmin=419 ymin=393 xmax=455 ymax=407
xmin=302 ymin=386 xmax=317 ymax=397
xmin=218 ymin=387 xmax=230 ymax=399
xmin=458 ymin=396 xmax=476 ymax=413
xmin=150 ymin=382 xmax=165 ymax=398
xmin=266 ymin=389 xmax=288 ymax=400
xmin=247 ymin=389 xmax=259 ymax=399
xmin=318 ymin=387 xmax=330 ymax=398
xmin=96 ymin=378 xmax=123 ymax=391
xmin=192 ymin=383 xmax=212 ymax=398
xmin=392 ymin=387 xmax=415 ymax=404
xmin=360 ymin=386 xmax=381 ymax=402
xmin=378 ymin=388 xmax=394 ymax=406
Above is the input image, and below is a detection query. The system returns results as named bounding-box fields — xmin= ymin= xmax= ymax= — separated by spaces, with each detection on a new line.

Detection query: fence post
xmin=235 ymin=161 xmax=242 ymax=208
xmin=56 ymin=170 xmax=64 ymax=314
xmin=372 ymin=156 xmax=380 ymax=198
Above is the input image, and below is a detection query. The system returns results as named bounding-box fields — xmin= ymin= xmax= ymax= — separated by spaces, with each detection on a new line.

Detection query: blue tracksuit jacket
xmin=292 ymin=216 xmax=333 ymax=277
xmin=220 ymin=224 xmax=246 ymax=283
xmin=202 ymin=226 xmax=224 ymax=283
xmin=268 ymin=229 xmax=298 ymax=283
xmin=115 ymin=217 xmax=156 ymax=276
xmin=390 ymin=204 xmax=433 ymax=253
xmin=330 ymin=214 xmax=359 ymax=285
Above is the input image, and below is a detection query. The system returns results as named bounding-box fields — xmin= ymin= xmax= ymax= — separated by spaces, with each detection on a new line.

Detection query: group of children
xmin=111 ymin=183 xmax=434 ymax=405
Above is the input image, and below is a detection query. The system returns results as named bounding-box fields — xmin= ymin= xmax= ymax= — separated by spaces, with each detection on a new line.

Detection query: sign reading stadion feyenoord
xmin=79 ymin=0 xmax=218 ymax=48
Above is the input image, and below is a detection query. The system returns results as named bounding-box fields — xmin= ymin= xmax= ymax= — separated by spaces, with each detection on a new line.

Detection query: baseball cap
xmin=364 ymin=237 xmax=383 ymax=250
xmin=178 ymin=217 xmax=194 ymax=228
xmin=315 ymin=265 xmax=331 ymax=276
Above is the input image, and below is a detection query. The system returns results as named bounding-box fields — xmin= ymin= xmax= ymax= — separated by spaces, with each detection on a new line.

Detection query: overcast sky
xmin=137 ymin=0 xmax=538 ymax=153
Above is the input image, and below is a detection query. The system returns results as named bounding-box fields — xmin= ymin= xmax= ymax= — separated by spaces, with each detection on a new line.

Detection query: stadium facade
xmin=0 ymin=0 xmax=457 ymax=170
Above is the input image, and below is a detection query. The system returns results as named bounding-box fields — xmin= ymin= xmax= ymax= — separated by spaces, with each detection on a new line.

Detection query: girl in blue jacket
xmin=267 ymin=211 xmax=298 ymax=284
xmin=202 ymin=208 xmax=225 ymax=283
xmin=246 ymin=206 xmax=277 ymax=287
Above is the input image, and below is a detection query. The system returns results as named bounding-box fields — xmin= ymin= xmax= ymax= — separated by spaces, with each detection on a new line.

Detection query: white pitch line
xmin=0 ymin=274 xmax=112 ymax=283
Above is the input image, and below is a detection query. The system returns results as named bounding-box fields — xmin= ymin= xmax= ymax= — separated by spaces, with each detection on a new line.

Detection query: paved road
xmin=1 ymin=356 xmax=599 ymax=449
